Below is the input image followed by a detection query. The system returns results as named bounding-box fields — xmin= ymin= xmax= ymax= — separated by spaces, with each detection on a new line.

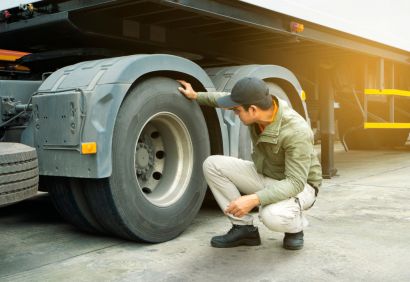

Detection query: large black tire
xmin=340 ymin=127 xmax=409 ymax=150
xmin=377 ymin=129 xmax=409 ymax=147
xmin=238 ymin=82 xmax=292 ymax=161
xmin=48 ymin=177 xmax=106 ymax=234
xmin=336 ymin=97 xmax=409 ymax=150
xmin=0 ymin=143 xmax=39 ymax=206
xmin=337 ymin=100 xmax=410 ymax=149
xmin=84 ymin=77 xmax=210 ymax=242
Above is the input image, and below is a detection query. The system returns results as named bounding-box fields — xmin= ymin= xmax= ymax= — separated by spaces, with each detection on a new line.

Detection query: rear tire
xmin=0 ymin=143 xmax=38 ymax=207
xmin=337 ymin=102 xmax=409 ymax=149
xmin=340 ymin=128 xmax=409 ymax=149
xmin=48 ymin=177 xmax=106 ymax=234
xmin=85 ymin=77 xmax=210 ymax=242
xmin=336 ymin=97 xmax=409 ymax=150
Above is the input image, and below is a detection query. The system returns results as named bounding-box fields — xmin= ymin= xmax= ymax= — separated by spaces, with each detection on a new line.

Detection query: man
xmin=178 ymin=77 xmax=322 ymax=250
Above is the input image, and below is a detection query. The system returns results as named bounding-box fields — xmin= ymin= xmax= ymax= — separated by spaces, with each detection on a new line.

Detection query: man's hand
xmin=225 ymin=194 xmax=260 ymax=218
xmin=177 ymin=80 xmax=198 ymax=100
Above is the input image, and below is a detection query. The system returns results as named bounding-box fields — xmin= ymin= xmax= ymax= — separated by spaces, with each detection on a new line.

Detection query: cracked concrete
xmin=1 ymin=143 xmax=409 ymax=281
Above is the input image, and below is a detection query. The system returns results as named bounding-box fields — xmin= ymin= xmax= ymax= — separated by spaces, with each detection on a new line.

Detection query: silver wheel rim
xmin=134 ymin=112 xmax=193 ymax=207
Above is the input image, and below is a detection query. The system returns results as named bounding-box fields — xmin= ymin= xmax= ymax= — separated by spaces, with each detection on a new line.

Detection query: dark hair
xmin=242 ymin=96 xmax=273 ymax=111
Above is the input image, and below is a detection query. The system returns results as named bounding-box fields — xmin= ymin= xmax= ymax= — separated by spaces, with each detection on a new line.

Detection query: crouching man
xmin=178 ymin=77 xmax=322 ymax=250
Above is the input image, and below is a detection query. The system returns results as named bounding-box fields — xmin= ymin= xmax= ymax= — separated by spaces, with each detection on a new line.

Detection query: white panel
xmin=241 ymin=0 xmax=410 ymax=52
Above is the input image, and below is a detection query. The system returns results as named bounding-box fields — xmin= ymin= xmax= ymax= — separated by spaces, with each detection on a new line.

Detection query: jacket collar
xmin=253 ymin=97 xmax=284 ymax=145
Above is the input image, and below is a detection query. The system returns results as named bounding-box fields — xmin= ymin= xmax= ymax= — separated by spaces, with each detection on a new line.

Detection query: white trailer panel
xmin=242 ymin=0 xmax=410 ymax=52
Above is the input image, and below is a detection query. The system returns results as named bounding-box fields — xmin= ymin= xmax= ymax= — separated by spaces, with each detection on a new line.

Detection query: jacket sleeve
xmin=256 ymin=130 xmax=313 ymax=206
xmin=196 ymin=91 xmax=230 ymax=107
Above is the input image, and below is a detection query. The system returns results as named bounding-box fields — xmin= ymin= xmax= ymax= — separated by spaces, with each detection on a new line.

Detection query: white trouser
xmin=203 ymin=155 xmax=317 ymax=233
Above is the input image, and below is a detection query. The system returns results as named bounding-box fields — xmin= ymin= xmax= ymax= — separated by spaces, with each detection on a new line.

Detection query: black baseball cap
xmin=216 ymin=77 xmax=270 ymax=108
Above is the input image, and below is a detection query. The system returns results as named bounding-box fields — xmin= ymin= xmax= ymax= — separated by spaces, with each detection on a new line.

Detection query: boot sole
xmin=283 ymin=244 xmax=303 ymax=250
xmin=211 ymin=238 xmax=261 ymax=248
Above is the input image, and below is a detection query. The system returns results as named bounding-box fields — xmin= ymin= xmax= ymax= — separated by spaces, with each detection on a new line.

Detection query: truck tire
xmin=48 ymin=177 xmax=106 ymax=234
xmin=84 ymin=77 xmax=210 ymax=242
xmin=341 ymin=128 xmax=409 ymax=150
xmin=377 ymin=129 xmax=409 ymax=147
xmin=0 ymin=143 xmax=39 ymax=206
xmin=238 ymin=82 xmax=292 ymax=161
xmin=337 ymin=102 xmax=410 ymax=149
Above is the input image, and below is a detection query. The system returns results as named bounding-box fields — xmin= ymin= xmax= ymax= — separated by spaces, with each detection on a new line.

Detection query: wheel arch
xmin=206 ymin=65 xmax=308 ymax=158
xmin=206 ymin=65 xmax=308 ymax=119
xmin=32 ymin=54 xmax=227 ymax=178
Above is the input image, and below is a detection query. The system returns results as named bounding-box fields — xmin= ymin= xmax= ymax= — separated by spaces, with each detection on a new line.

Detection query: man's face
xmin=231 ymin=105 xmax=255 ymax=125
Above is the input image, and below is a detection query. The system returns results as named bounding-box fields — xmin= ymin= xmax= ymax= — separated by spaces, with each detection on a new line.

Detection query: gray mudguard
xmin=29 ymin=54 xmax=225 ymax=178
xmin=206 ymin=65 xmax=308 ymax=158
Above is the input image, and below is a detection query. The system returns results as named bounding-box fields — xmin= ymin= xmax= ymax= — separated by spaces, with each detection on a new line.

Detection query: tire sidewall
xmin=110 ymin=77 xmax=209 ymax=241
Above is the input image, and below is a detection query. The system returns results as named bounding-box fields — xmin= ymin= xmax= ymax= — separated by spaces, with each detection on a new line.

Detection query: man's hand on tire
xmin=177 ymin=80 xmax=198 ymax=100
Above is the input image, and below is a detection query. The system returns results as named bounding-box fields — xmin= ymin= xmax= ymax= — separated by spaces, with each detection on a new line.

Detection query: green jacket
xmin=197 ymin=92 xmax=322 ymax=206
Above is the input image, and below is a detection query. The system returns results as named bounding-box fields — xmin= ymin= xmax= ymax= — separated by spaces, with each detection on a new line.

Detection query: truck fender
xmin=32 ymin=54 xmax=228 ymax=178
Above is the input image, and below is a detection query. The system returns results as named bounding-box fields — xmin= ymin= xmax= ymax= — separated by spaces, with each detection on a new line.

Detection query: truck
xmin=1 ymin=0 xmax=409 ymax=242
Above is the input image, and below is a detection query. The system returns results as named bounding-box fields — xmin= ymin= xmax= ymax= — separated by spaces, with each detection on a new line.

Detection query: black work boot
xmin=283 ymin=231 xmax=304 ymax=250
xmin=210 ymin=225 xmax=261 ymax=248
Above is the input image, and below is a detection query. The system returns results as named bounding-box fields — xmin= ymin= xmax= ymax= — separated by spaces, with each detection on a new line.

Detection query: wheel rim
xmin=134 ymin=112 xmax=193 ymax=207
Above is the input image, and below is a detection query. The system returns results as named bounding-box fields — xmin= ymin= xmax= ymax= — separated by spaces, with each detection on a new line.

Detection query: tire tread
xmin=0 ymin=143 xmax=39 ymax=206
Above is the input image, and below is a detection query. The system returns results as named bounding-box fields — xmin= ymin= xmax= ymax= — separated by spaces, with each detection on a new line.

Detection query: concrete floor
xmin=1 ymin=144 xmax=410 ymax=281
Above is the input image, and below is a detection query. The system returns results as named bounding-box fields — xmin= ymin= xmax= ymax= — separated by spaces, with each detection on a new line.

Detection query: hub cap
xmin=134 ymin=112 xmax=193 ymax=207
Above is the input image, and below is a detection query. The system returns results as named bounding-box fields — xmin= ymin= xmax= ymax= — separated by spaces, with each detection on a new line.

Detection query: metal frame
xmin=158 ymin=0 xmax=410 ymax=65
xmin=1 ymin=0 xmax=409 ymax=65
xmin=364 ymin=88 xmax=410 ymax=129
xmin=363 ymin=58 xmax=410 ymax=129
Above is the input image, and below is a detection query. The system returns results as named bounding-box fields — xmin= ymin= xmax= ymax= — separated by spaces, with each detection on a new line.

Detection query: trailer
xmin=1 ymin=0 xmax=409 ymax=242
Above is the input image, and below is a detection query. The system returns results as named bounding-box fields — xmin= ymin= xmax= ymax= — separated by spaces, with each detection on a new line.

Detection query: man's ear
xmin=249 ymin=105 xmax=258 ymax=113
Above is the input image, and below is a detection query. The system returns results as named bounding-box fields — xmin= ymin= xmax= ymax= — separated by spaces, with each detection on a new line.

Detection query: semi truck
xmin=1 ymin=0 xmax=409 ymax=242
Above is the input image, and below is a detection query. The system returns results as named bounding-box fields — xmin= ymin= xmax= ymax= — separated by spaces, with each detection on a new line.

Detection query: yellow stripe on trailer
xmin=364 ymin=122 xmax=410 ymax=129
xmin=364 ymin=89 xmax=410 ymax=97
